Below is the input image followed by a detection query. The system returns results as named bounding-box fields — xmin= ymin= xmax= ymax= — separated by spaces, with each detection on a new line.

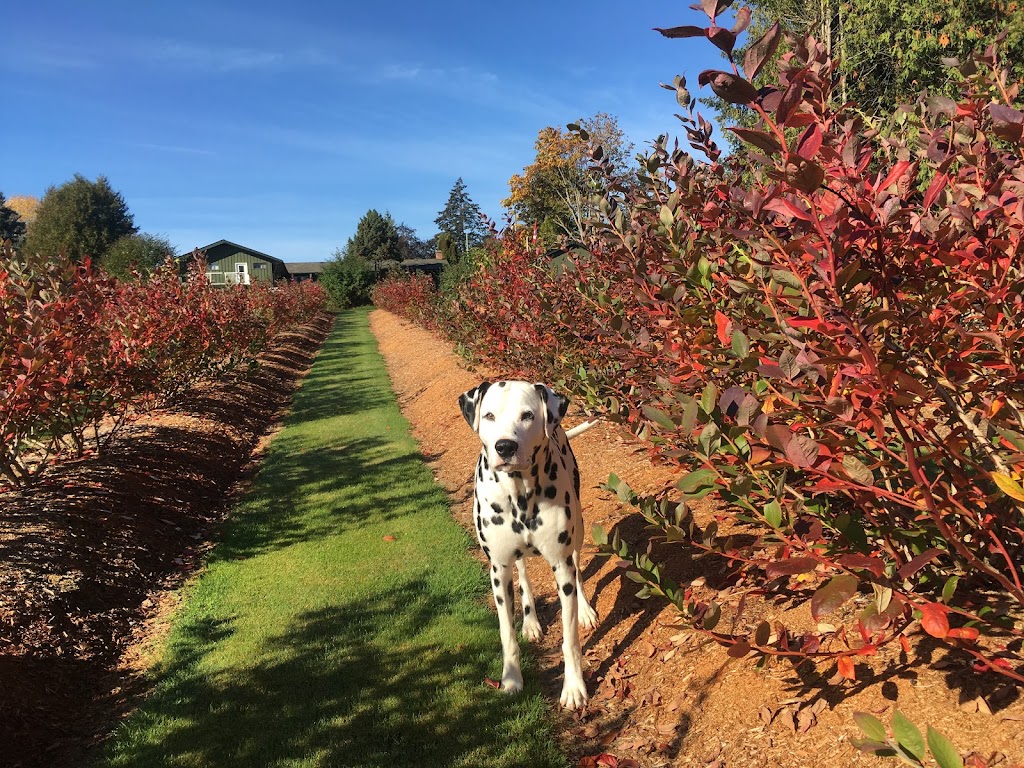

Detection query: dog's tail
xmin=565 ymin=419 xmax=600 ymax=440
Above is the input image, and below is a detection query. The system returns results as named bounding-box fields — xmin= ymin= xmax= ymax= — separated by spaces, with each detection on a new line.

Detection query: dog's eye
xmin=521 ymin=411 xmax=534 ymax=421
xmin=483 ymin=412 xmax=496 ymax=421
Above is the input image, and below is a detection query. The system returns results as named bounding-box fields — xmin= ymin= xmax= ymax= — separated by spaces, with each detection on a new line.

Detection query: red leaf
xmin=765 ymin=557 xmax=818 ymax=579
xmin=874 ymin=160 xmax=912 ymax=194
xmin=654 ymin=25 xmax=706 ymax=39
xmin=947 ymin=627 xmax=980 ymax=642
xmin=796 ymin=123 xmax=823 ymax=161
xmin=896 ymin=548 xmax=945 ymax=580
xmin=919 ymin=603 xmax=950 ymax=639
xmin=923 ymin=172 xmax=949 ymax=208
xmin=715 ymin=310 xmax=731 ymax=345
xmin=837 ymin=655 xmax=856 ymax=681
xmin=785 ymin=433 xmax=820 ymax=468
xmin=837 ymin=554 xmax=886 ymax=577
xmin=811 ymin=574 xmax=859 ymax=621
xmin=743 ymin=21 xmax=781 ymax=81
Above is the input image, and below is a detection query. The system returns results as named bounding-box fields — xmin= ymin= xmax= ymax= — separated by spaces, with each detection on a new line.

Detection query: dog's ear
xmin=534 ymin=383 xmax=569 ymax=436
xmin=458 ymin=381 xmax=491 ymax=432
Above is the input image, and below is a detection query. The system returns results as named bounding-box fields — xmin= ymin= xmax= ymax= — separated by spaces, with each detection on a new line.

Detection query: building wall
xmin=204 ymin=244 xmax=278 ymax=285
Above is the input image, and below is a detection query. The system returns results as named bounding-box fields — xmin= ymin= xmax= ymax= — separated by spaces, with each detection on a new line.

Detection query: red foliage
xmin=0 ymin=246 xmax=327 ymax=487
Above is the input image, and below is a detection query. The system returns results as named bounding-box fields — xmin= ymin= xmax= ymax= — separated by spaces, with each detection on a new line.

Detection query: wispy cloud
xmin=138 ymin=40 xmax=286 ymax=73
xmin=134 ymin=142 xmax=216 ymax=156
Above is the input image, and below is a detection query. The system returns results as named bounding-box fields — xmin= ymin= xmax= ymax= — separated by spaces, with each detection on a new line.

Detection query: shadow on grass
xmin=107 ymin=580 xmax=563 ymax=768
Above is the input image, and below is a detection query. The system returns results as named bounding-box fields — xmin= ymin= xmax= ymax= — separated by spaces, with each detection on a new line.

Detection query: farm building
xmin=285 ymin=262 xmax=325 ymax=282
xmin=179 ymin=240 xmax=291 ymax=285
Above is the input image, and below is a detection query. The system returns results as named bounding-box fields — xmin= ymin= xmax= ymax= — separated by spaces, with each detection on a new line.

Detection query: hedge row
xmin=373 ymin=19 xmax=1024 ymax=687
xmin=1 ymin=247 xmax=327 ymax=487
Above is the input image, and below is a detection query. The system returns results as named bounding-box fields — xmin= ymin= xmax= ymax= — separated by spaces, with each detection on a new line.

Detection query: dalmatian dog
xmin=459 ymin=380 xmax=598 ymax=709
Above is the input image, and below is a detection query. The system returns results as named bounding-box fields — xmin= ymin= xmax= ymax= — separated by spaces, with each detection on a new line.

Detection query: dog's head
xmin=458 ymin=380 xmax=569 ymax=472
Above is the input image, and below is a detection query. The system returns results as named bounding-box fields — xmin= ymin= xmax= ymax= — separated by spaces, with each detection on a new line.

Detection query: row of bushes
xmin=1 ymin=246 xmax=327 ymax=488
xmin=373 ymin=14 xmax=1024 ymax=688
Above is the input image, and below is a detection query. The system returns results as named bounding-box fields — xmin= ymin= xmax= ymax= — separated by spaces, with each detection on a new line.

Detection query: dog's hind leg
xmin=490 ymin=558 xmax=524 ymax=693
xmin=516 ymin=558 xmax=543 ymax=642
xmin=573 ymin=549 xmax=598 ymax=629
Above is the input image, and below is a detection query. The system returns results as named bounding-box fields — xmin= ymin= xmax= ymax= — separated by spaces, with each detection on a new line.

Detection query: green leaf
xmin=642 ymin=405 xmax=676 ymax=430
xmin=941 ymin=575 xmax=959 ymax=603
xmin=927 ymin=726 xmax=964 ymax=768
xmin=592 ymin=524 xmax=608 ymax=546
xmin=891 ymin=710 xmax=925 ymax=762
xmin=660 ymin=205 xmax=675 ymax=230
xmin=992 ymin=472 xmax=1024 ymax=502
xmin=842 ymin=454 xmax=874 ymax=485
xmin=703 ymin=602 xmax=722 ymax=630
xmin=677 ymin=468 xmax=718 ymax=494
xmin=853 ymin=712 xmax=887 ymax=742
xmin=764 ymin=499 xmax=783 ymax=528
xmin=700 ymin=382 xmax=718 ymax=415
xmin=731 ymin=329 xmax=750 ymax=358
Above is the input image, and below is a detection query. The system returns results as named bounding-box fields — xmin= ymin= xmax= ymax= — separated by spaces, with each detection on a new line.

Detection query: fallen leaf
xmin=797 ymin=707 xmax=817 ymax=733
xmin=759 ymin=706 xmax=775 ymax=725
xmin=382 ymin=535 xmax=397 ymax=542
xmin=483 ymin=677 xmax=500 ymax=689
xmin=779 ymin=707 xmax=797 ymax=733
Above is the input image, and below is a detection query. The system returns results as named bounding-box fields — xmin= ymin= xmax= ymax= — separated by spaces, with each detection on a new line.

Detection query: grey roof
xmin=181 ymin=240 xmax=286 ymax=265
xmin=285 ymin=261 xmax=325 ymax=273
xmin=402 ymin=258 xmax=448 ymax=267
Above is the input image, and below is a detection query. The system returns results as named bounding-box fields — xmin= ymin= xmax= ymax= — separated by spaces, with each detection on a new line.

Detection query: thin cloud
xmin=140 ymin=40 xmax=286 ymax=73
xmin=134 ymin=142 xmax=216 ymax=156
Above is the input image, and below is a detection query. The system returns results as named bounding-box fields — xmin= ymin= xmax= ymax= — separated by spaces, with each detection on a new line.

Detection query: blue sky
xmin=3 ymin=1 xmax=726 ymax=263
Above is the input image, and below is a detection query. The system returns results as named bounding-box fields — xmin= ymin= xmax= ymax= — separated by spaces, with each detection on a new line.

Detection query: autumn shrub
xmin=580 ymin=8 xmax=1024 ymax=683
xmin=0 ymin=246 xmax=327 ymax=487
xmin=389 ymin=4 xmax=1024 ymax=685
xmin=371 ymin=271 xmax=443 ymax=330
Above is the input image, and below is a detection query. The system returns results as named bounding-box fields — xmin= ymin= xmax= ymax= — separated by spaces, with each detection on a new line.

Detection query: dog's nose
xmin=494 ymin=439 xmax=518 ymax=460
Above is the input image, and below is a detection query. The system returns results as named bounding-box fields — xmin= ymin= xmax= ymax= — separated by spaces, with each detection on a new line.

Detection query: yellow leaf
xmin=992 ymin=472 xmax=1024 ymax=502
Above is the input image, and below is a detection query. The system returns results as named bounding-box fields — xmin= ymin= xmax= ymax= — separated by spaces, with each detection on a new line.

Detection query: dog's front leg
xmin=552 ymin=560 xmax=588 ymax=708
xmin=491 ymin=560 xmax=523 ymax=693
xmin=516 ymin=558 xmax=543 ymax=641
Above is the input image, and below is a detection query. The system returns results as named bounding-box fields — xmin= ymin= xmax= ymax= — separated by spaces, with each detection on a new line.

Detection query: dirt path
xmin=369 ymin=308 xmax=1024 ymax=768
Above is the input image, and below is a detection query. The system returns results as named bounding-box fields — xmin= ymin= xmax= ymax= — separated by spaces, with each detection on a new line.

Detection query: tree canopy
xmin=101 ymin=233 xmax=175 ymax=281
xmin=702 ymin=0 xmax=1024 ymax=144
xmin=23 ymin=174 xmax=137 ymax=261
xmin=434 ymin=178 xmax=488 ymax=261
xmin=0 ymin=193 xmax=27 ymax=246
xmin=504 ymin=113 xmax=632 ymax=245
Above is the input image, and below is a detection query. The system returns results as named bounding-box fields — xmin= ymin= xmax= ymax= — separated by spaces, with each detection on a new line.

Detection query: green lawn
xmin=100 ymin=307 xmax=568 ymax=768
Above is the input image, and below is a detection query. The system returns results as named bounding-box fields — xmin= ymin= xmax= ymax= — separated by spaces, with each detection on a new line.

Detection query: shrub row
xmin=0 ymin=247 xmax=326 ymax=487
xmin=373 ymin=14 xmax=1024 ymax=686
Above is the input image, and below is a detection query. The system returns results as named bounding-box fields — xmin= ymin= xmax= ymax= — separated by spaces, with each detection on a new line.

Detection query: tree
xmin=434 ymin=178 xmax=488 ymax=261
xmin=699 ymin=0 xmax=1024 ymax=143
xmin=321 ymin=209 xmax=402 ymax=308
xmin=101 ymin=233 xmax=175 ymax=280
xmin=22 ymin=174 xmax=137 ymax=262
xmin=395 ymin=223 xmax=435 ymax=261
xmin=4 ymin=194 xmax=40 ymax=228
xmin=0 ymin=193 xmax=27 ymax=246
xmin=504 ymin=113 xmax=633 ymax=245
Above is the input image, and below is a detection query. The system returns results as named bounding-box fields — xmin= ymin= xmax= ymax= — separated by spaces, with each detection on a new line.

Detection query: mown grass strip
xmin=100 ymin=308 xmax=568 ymax=768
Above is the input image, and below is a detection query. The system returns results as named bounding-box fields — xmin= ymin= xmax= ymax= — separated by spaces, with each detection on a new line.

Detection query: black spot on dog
xmin=477 ymin=464 xmax=483 ymax=481
xmin=491 ymin=515 xmax=504 ymax=526
xmin=564 ymin=491 xmax=571 ymax=505
xmin=498 ymin=381 xmax=506 ymax=387
xmin=507 ymin=581 xmax=514 ymax=597
xmin=496 ymin=596 xmax=504 ymax=605
xmin=531 ymin=465 xmax=539 ymax=478
xmin=491 ymin=502 xmax=503 ymax=515
xmin=514 ymin=548 xmax=523 ymax=559
xmin=562 ymin=582 xmax=575 ymax=596
xmin=531 ymin=547 xmax=541 ymax=555
xmin=544 ymin=486 xmax=557 ymax=499
xmin=566 ymin=555 xmax=574 ymax=567
xmin=557 ymin=530 xmax=569 ymax=544
xmin=532 ymin=502 xmax=540 ymax=517
xmin=573 ymin=468 xmax=580 ymax=496
xmin=548 ymin=463 xmax=558 ymax=481
xmin=531 ymin=445 xmax=540 ymax=461
xmin=524 ymin=605 xmax=531 ymax=615
xmin=492 ymin=565 xmax=498 ymax=573
xmin=480 ymin=532 xmax=487 ymax=542
xmin=483 ymin=546 xmax=490 ymax=558
xmin=482 ymin=454 xmax=489 ymax=470
xmin=564 ymin=506 xmax=572 ymax=519
xmin=511 ymin=521 xmax=523 ymax=534
xmin=493 ymin=578 xmax=500 ymax=587
xmin=517 ymin=495 xmax=528 ymax=511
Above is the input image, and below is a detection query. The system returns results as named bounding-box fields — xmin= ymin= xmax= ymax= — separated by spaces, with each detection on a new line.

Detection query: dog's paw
xmin=521 ymin=616 xmax=543 ymax=642
xmin=559 ymin=678 xmax=589 ymax=709
xmin=500 ymin=670 xmax=524 ymax=694
xmin=578 ymin=600 xmax=598 ymax=630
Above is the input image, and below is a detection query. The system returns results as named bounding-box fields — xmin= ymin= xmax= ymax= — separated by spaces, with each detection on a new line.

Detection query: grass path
xmin=101 ymin=308 xmax=568 ymax=768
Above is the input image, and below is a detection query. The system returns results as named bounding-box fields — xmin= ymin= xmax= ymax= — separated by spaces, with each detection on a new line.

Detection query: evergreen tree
xmin=101 ymin=233 xmax=175 ymax=280
xmin=0 ymin=192 xmax=27 ymax=246
xmin=344 ymin=209 xmax=402 ymax=267
xmin=23 ymin=174 xmax=137 ymax=261
xmin=434 ymin=178 xmax=488 ymax=261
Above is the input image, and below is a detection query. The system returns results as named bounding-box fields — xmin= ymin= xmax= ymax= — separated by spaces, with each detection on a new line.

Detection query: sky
xmin=3 ymin=1 xmax=727 ymax=263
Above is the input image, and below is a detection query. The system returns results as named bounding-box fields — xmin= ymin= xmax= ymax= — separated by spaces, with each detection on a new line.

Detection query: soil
xmin=2 ymin=308 xmax=1021 ymax=768
xmin=368 ymin=309 xmax=1024 ymax=768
